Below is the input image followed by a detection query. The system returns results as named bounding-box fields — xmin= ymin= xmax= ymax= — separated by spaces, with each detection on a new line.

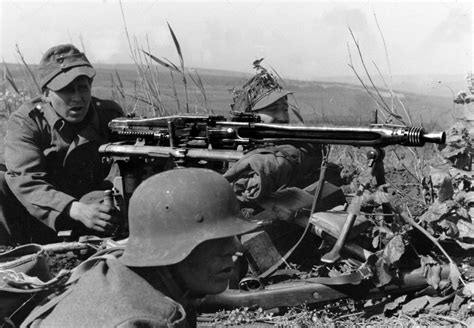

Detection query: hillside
xmin=1 ymin=63 xmax=457 ymax=130
xmin=92 ymin=64 xmax=456 ymax=129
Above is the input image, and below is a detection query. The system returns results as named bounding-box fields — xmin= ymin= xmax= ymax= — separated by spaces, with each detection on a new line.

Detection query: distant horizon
xmin=3 ymin=60 xmax=468 ymax=80
xmin=2 ymin=60 xmax=468 ymax=98
xmin=1 ymin=1 xmax=471 ymax=81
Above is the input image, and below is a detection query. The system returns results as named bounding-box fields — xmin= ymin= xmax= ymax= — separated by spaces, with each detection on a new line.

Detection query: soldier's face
xmin=255 ymin=97 xmax=289 ymax=124
xmin=172 ymin=236 xmax=239 ymax=295
xmin=48 ymin=76 xmax=92 ymax=123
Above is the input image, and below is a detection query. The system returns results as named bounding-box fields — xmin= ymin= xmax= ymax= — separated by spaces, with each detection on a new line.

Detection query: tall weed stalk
xmin=119 ymin=0 xmax=209 ymax=116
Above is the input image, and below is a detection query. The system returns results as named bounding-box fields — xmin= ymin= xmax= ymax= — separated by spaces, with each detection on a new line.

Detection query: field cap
xmin=38 ymin=44 xmax=96 ymax=91
xmin=251 ymin=88 xmax=293 ymax=111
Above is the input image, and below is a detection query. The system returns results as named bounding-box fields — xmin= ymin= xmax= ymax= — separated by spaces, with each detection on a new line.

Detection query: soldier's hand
xmin=68 ymin=201 xmax=119 ymax=233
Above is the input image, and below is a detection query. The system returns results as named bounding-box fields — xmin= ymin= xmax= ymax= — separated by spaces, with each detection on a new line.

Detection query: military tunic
xmin=0 ymin=96 xmax=123 ymax=244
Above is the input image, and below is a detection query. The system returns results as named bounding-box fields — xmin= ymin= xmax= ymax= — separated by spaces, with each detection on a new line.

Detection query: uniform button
xmin=96 ymin=101 xmax=101 ymax=106
xmin=35 ymin=105 xmax=42 ymax=110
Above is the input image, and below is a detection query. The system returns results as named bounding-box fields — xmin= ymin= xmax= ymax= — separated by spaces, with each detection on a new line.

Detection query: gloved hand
xmin=224 ymin=144 xmax=322 ymax=204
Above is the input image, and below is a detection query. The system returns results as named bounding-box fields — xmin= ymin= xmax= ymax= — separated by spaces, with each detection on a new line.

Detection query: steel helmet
xmin=120 ymin=168 xmax=260 ymax=267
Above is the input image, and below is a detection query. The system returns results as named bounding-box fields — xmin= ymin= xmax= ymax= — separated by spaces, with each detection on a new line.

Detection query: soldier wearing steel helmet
xmin=22 ymin=168 xmax=260 ymax=328
xmin=0 ymin=44 xmax=123 ymax=245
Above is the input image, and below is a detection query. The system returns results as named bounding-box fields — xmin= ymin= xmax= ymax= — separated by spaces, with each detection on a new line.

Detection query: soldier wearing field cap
xmin=21 ymin=168 xmax=261 ymax=328
xmin=0 ymin=44 xmax=123 ymax=245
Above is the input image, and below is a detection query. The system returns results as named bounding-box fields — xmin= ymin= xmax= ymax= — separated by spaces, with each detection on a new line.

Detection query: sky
xmin=0 ymin=0 xmax=472 ymax=81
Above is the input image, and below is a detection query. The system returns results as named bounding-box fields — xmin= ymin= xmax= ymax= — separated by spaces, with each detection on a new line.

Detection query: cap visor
xmin=47 ymin=66 xmax=96 ymax=91
xmin=252 ymin=90 xmax=293 ymax=111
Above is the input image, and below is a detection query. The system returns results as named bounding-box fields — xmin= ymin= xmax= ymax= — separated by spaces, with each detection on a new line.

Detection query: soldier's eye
xmin=78 ymin=85 xmax=90 ymax=92
xmin=61 ymin=85 xmax=74 ymax=93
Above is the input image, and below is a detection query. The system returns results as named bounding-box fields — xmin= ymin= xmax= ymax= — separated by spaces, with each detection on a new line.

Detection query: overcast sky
xmin=1 ymin=1 xmax=472 ymax=80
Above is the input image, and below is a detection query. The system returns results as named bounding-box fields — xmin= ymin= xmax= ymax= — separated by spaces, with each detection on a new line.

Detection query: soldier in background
xmin=225 ymin=61 xmax=342 ymax=208
xmin=22 ymin=168 xmax=260 ymax=328
xmin=0 ymin=44 xmax=123 ymax=245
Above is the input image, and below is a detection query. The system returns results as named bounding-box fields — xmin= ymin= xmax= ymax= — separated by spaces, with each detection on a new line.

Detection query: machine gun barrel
xmin=217 ymin=122 xmax=446 ymax=147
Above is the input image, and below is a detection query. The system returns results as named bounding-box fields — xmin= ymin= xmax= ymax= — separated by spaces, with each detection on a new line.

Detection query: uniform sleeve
xmin=4 ymin=110 xmax=76 ymax=230
xmin=224 ymin=143 xmax=323 ymax=204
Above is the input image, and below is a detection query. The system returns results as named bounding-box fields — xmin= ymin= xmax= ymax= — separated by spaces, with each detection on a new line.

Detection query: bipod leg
xmin=321 ymin=148 xmax=385 ymax=264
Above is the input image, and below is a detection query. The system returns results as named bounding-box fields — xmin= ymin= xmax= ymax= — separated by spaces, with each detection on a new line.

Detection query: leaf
xmin=438 ymin=177 xmax=454 ymax=202
xmin=430 ymin=303 xmax=450 ymax=314
xmin=441 ymin=147 xmax=464 ymax=159
xmin=437 ymin=218 xmax=459 ymax=238
xmin=372 ymin=234 xmax=380 ymax=249
xmin=462 ymin=282 xmax=474 ymax=297
xmin=142 ymin=50 xmax=181 ymax=73
xmin=6 ymin=76 xmax=20 ymax=94
xmin=383 ymin=294 xmax=406 ymax=313
xmin=456 ymin=206 xmax=470 ymax=220
xmin=429 ymin=165 xmax=451 ymax=187
xmin=419 ymin=201 xmax=449 ymax=223
xmin=420 ymin=255 xmax=441 ymax=289
xmin=401 ymin=296 xmax=429 ymax=316
xmin=464 ymin=191 xmax=474 ymax=205
xmin=455 ymin=240 xmax=474 ymax=250
xmin=373 ymin=256 xmax=393 ymax=287
xmin=383 ymin=235 xmax=405 ymax=265
xmin=457 ymin=219 xmax=474 ymax=240
xmin=167 ymin=22 xmax=183 ymax=66
xmin=450 ymin=293 xmax=465 ymax=311
xmin=449 ymin=262 xmax=461 ymax=290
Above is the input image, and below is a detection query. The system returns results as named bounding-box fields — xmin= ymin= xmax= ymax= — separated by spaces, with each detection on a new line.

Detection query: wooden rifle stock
xmin=198 ymin=264 xmax=451 ymax=311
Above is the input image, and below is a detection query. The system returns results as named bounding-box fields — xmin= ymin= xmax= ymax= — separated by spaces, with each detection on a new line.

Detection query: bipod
xmin=321 ymin=147 xmax=388 ymax=264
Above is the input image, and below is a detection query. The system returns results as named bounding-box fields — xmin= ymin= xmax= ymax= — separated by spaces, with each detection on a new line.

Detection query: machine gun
xmin=99 ymin=114 xmax=445 ymax=206
xmin=100 ymin=114 xmax=445 ymax=162
xmin=99 ymin=114 xmax=445 ymax=246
